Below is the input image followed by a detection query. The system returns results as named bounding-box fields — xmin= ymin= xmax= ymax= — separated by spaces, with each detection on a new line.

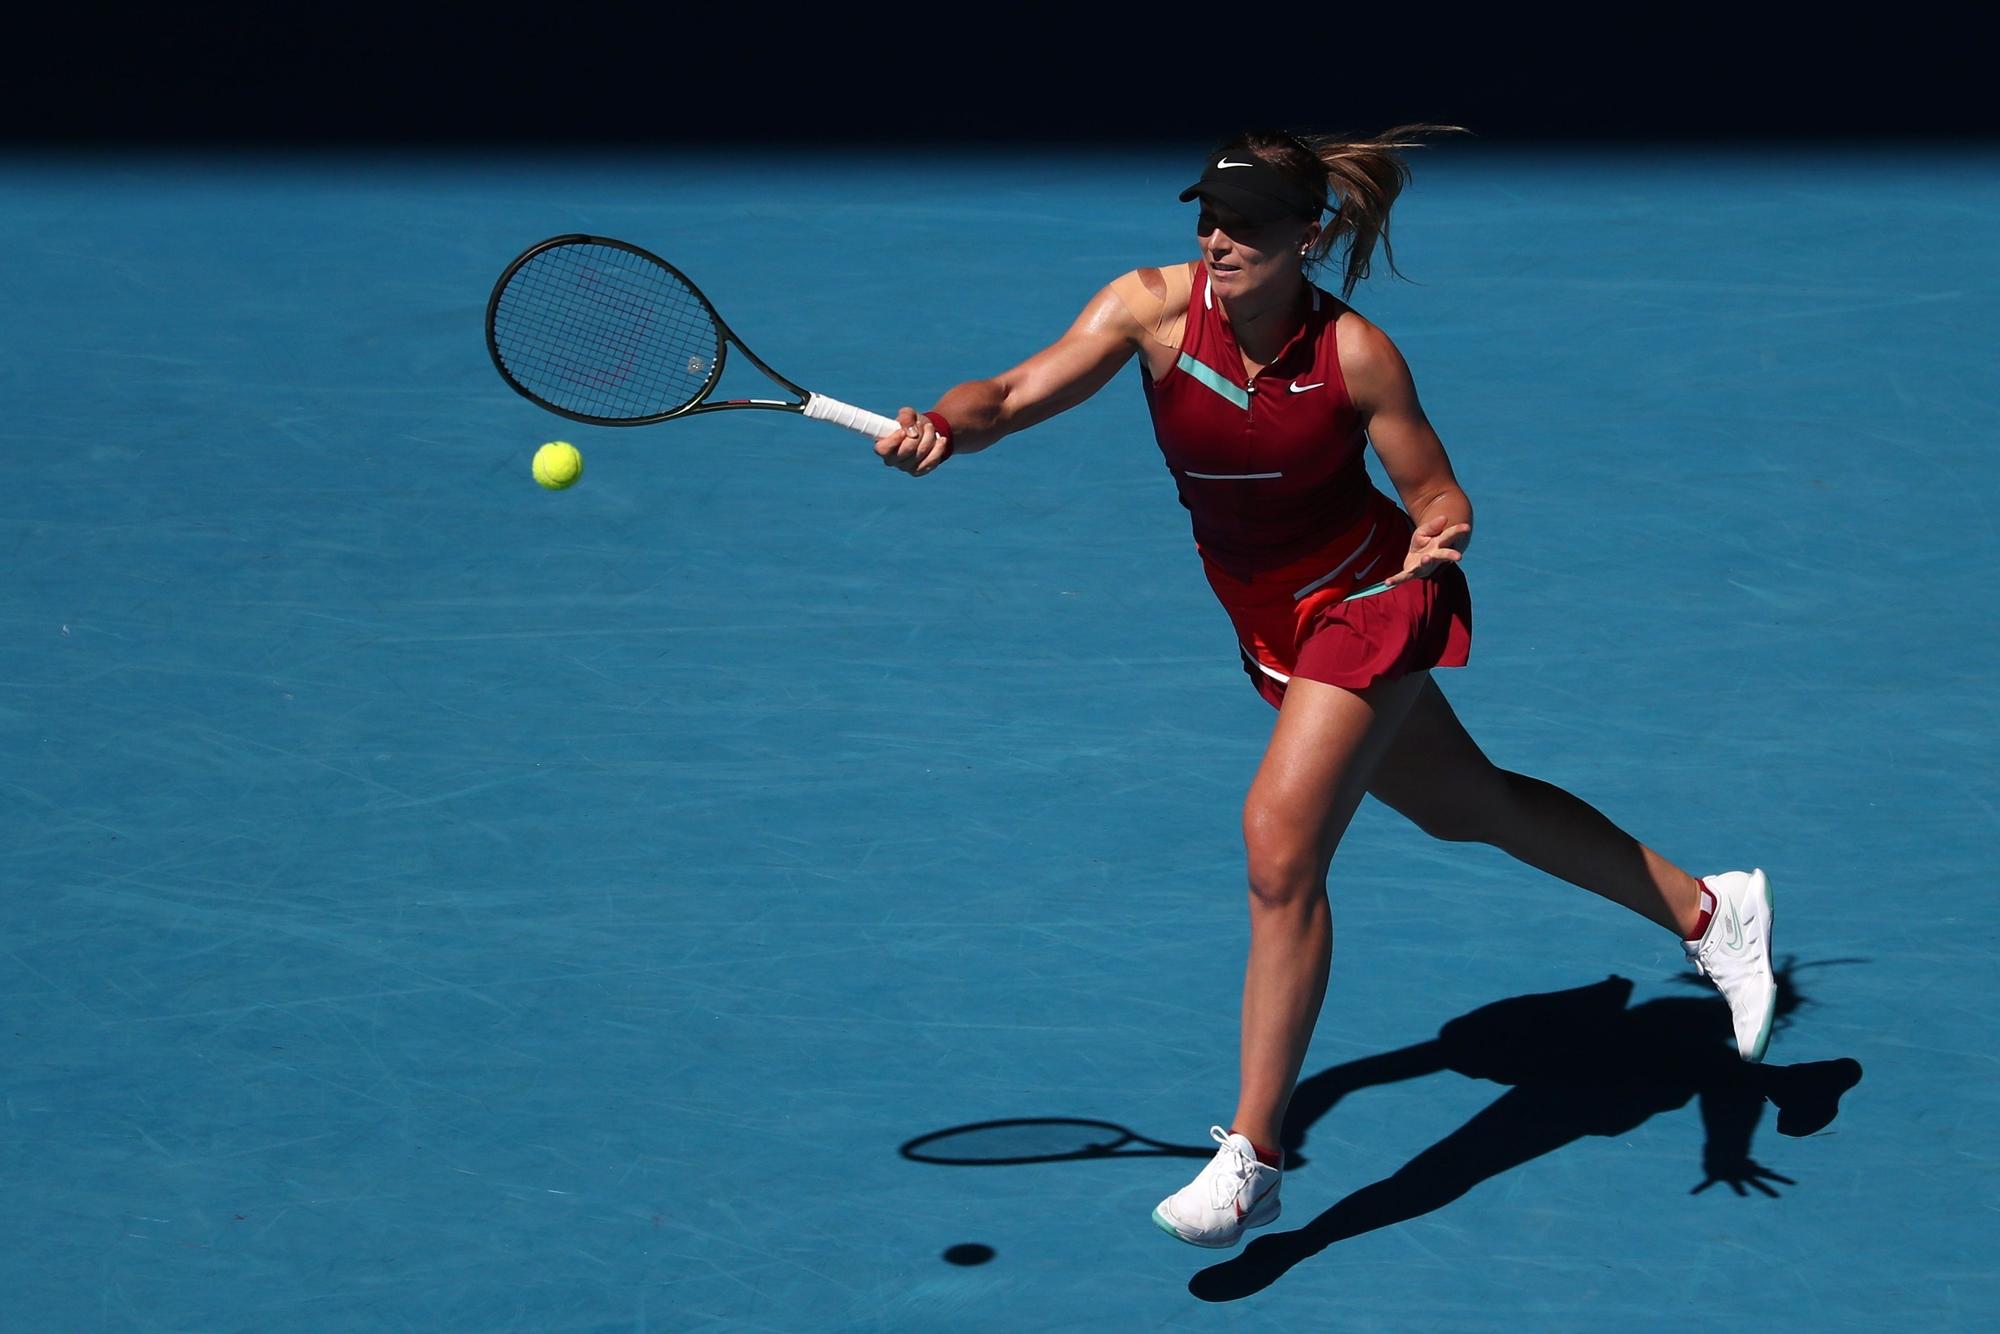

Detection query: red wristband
xmin=922 ymin=411 xmax=954 ymax=461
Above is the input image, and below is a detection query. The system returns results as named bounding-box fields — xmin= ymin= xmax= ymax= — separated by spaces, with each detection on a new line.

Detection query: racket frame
xmin=486 ymin=233 xmax=822 ymax=429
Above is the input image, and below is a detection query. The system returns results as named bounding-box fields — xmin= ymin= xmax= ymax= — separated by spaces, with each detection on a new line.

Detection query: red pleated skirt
xmin=1201 ymin=496 xmax=1472 ymax=710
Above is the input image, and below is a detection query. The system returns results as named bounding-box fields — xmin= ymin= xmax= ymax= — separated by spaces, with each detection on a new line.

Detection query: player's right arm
xmin=877 ymin=272 xmax=1172 ymax=475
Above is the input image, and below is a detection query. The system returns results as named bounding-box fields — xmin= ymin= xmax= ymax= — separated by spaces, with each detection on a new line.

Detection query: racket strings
xmin=492 ymin=243 xmax=719 ymax=420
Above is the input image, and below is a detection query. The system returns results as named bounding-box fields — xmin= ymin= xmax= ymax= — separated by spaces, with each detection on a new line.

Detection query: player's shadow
xmin=1188 ymin=961 xmax=1863 ymax=1302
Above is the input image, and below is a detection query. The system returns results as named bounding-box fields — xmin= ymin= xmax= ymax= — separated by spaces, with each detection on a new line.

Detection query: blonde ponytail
xmin=1237 ymin=125 xmax=1468 ymax=299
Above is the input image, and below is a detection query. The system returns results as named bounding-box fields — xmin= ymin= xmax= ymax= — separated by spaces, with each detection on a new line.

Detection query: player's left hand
xmin=875 ymin=408 xmax=950 ymax=477
xmin=1383 ymin=516 xmax=1471 ymax=587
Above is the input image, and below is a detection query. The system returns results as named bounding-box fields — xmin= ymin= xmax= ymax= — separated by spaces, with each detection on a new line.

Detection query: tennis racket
xmin=485 ymin=234 xmax=903 ymax=438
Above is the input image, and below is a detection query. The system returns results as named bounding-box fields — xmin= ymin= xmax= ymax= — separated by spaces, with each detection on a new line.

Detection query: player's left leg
xmin=1367 ymin=678 xmax=1702 ymax=930
xmin=1366 ymin=679 xmax=1776 ymax=1061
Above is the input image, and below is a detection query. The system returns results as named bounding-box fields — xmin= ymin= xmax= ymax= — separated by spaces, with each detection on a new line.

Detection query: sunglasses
xmin=1196 ymin=207 xmax=1307 ymax=238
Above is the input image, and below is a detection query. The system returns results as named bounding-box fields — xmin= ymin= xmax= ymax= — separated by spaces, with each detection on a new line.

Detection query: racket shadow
xmin=899 ymin=1117 xmax=1216 ymax=1167
xmin=1191 ymin=958 xmax=1865 ymax=1302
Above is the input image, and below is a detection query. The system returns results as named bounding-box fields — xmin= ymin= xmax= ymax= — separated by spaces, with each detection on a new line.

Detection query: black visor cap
xmin=1177 ymin=148 xmax=1322 ymax=226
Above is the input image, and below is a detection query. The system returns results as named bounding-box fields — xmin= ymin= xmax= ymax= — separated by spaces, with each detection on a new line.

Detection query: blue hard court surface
xmin=2 ymin=146 xmax=1996 ymax=1329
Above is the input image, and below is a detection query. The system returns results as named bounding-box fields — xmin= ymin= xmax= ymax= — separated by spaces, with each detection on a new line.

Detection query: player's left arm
xmin=1341 ymin=316 xmax=1474 ymax=584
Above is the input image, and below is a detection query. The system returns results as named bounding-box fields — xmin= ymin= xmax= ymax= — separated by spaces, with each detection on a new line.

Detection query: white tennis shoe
xmin=1151 ymin=1127 xmax=1281 ymax=1248
xmin=1685 ymin=869 xmax=1777 ymax=1062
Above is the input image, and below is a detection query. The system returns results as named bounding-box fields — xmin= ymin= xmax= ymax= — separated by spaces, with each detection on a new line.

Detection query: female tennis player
xmin=873 ymin=128 xmax=1777 ymax=1250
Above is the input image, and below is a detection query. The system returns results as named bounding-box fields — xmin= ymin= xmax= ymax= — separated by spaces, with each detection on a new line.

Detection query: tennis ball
xmin=532 ymin=441 xmax=583 ymax=490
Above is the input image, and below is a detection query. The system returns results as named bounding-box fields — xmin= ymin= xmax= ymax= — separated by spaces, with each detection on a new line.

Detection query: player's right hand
xmin=875 ymin=408 xmax=950 ymax=477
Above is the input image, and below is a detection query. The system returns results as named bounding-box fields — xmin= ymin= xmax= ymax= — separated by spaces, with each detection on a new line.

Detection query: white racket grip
xmin=802 ymin=393 xmax=903 ymax=440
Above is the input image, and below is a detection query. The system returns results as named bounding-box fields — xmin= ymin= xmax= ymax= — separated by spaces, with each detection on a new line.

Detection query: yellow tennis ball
xmin=532 ymin=441 xmax=583 ymax=490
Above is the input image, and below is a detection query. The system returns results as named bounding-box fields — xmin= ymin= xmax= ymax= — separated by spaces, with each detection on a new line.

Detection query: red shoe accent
xmin=1233 ymin=1133 xmax=1284 ymax=1170
xmin=1686 ymin=881 xmax=1718 ymax=943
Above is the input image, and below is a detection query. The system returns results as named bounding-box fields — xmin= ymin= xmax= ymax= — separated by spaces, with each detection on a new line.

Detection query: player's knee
xmin=1242 ymin=810 xmax=1324 ymax=908
xmin=1245 ymin=851 xmax=1323 ymax=908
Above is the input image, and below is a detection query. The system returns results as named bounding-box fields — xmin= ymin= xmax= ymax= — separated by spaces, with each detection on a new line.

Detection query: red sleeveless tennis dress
xmin=1139 ymin=268 xmax=1471 ymax=708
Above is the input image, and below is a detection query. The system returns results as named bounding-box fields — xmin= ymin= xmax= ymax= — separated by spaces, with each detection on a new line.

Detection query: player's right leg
xmin=1155 ymin=670 xmax=1426 ymax=1248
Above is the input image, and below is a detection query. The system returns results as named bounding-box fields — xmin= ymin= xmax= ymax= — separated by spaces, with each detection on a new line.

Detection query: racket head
xmin=485 ymin=234 xmax=729 ymax=427
xmin=899 ymin=1118 xmax=1207 ymax=1166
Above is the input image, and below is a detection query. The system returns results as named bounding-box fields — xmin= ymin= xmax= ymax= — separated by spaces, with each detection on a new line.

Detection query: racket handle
xmin=802 ymin=393 xmax=903 ymax=440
